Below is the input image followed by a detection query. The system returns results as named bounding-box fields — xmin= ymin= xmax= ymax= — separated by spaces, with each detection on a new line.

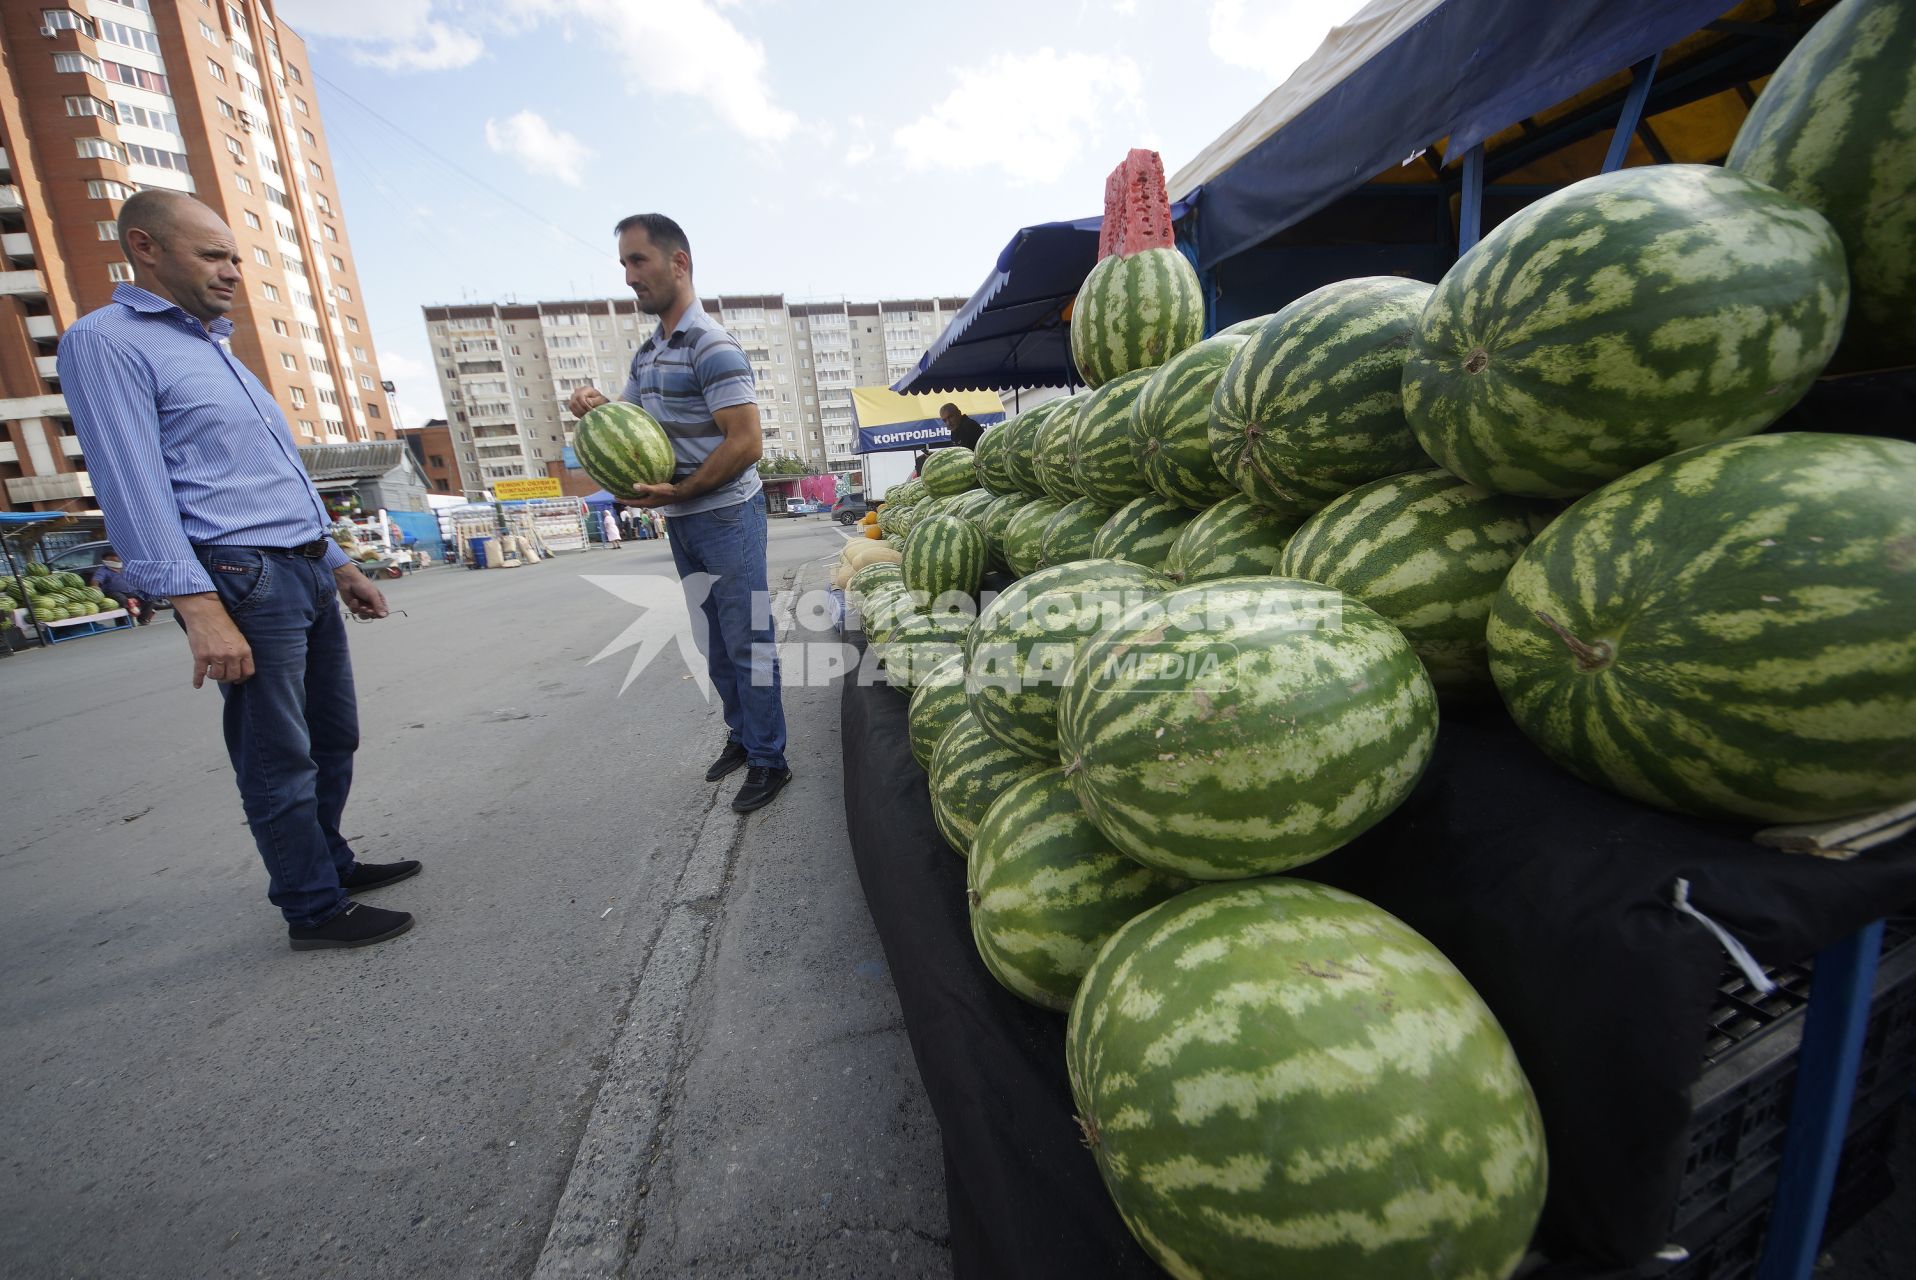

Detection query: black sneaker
xmin=731 ymin=765 xmax=793 ymax=813
xmin=705 ymin=739 xmax=749 ymax=782
xmin=288 ymin=902 xmax=414 ymax=951
xmin=339 ymin=859 xmax=421 ymax=893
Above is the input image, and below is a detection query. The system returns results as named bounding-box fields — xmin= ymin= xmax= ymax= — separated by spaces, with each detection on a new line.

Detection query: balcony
xmin=0 ymin=270 xmax=48 ymax=300
xmin=0 ymin=393 xmax=68 ymax=422
xmin=37 ymin=355 xmax=58 ymax=382
xmin=6 ymin=472 xmax=93 ymax=504
xmin=0 ymin=184 xmax=20 ymax=213
xmin=3 ymin=232 xmax=33 ymax=262
xmin=26 ymin=315 xmax=57 ymax=342
xmin=60 ymin=434 xmax=82 ymax=456
xmin=0 ymin=147 xmax=10 ymax=175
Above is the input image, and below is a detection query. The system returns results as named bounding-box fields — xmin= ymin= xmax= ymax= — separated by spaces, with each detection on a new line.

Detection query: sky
xmin=272 ymin=0 xmax=1370 ymax=425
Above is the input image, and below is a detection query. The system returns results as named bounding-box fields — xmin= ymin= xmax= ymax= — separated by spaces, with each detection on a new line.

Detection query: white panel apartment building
xmin=422 ymin=294 xmax=967 ymax=497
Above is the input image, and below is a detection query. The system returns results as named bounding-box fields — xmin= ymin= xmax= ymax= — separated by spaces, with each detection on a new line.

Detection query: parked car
xmin=781 ymin=500 xmax=822 ymax=517
xmin=40 ymin=540 xmax=170 ymax=610
xmin=832 ymin=495 xmax=870 ymax=525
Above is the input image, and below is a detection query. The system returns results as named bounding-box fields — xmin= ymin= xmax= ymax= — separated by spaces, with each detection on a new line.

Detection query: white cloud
xmin=273 ymin=0 xmax=484 ymax=71
xmin=893 ymin=49 xmax=1144 ymax=186
xmin=844 ymin=142 xmax=875 ymax=167
xmin=519 ymin=0 xmax=798 ymax=143
xmin=484 ymin=111 xmax=594 ymax=187
xmin=1207 ymin=0 xmax=1361 ymax=86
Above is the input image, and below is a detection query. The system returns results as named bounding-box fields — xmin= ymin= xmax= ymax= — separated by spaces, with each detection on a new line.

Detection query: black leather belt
xmin=197 ymin=539 xmax=333 ymax=559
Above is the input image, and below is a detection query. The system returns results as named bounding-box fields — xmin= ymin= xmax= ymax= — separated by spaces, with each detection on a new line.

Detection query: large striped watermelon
xmin=1489 ymin=432 xmax=1916 ymax=824
xmin=907 ymin=654 xmax=971 ymax=771
xmin=1211 ymin=277 xmax=1434 ymax=518
xmin=1402 ymin=164 xmax=1849 ymax=499
xmin=1033 ymin=398 xmax=1087 ymax=502
xmin=887 ymin=478 xmax=930 ymax=508
xmin=1003 ymin=402 xmax=1064 ymax=498
xmin=1069 ymin=247 xmax=1205 ymax=388
xmin=921 ymin=447 xmax=979 ymax=497
xmin=1038 ymin=497 xmax=1116 ymax=570
xmin=878 ymin=611 xmax=973 ymax=691
xmin=929 ymin=709 xmax=1051 ymax=858
xmin=1161 ymin=494 xmax=1299 ymax=584
xmin=968 ymin=559 xmax=1170 ymax=761
xmin=1001 ymin=497 xmax=1067 ymax=579
xmin=875 ymin=501 xmax=919 ymax=542
xmin=902 ymin=513 xmax=987 ymax=608
xmin=1070 ymin=368 xmax=1156 ymax=507
xmin=1213 ymin=313 xmax=1272 ymax=338
xmin=572 ymin=402 xmax=674 ymax=497
xmin=1067 ymin=879 xmax=1547 ymax=1280
xmin=1280 ymin=470 xmax=1558 ymax=697
xmin=979 ymin=493 xmax=1026 ymax=574
xmin=1091 ymin=495 xmax=1194 ymax=570
xmin=1727 ymin=0 xmax=1916 ymax=375
xmin=945 ymin=487 xmax=1001 ymax=526
xmin=967 ymin=768 xmax=1192 ymax=1011
xmin=1058 ymin=576 xmax=1438 ymax=878
xmin=1131 ymin=335 xmax=1249 ymax=510
xmin=974 ymin=425 xmax=1018 ymax=495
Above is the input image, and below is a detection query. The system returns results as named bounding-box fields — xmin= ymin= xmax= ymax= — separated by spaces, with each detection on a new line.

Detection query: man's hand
xmin=618 ymin=482 xmax=679 ymax=510
xmin=568 ymin=386 xmax=611 ymax=418
xmin=335 ymin=566 xmax=389 ymax=620
xmin=170 ymin=593 xmax=255 ymax=689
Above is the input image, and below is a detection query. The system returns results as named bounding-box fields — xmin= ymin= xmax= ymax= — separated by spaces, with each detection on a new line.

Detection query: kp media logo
xmin=1081 ymin=638 xmax=1240 ymax=694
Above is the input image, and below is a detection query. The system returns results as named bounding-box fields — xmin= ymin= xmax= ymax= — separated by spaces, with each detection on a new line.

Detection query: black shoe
xmin=288 ymin=902 xmax=414 ymax=951
xmin=339 ymin=859 xmax=422 ymax=893
xmin=731 ymin=765 xmax=792 ymax=813
xmin=705 ymin=739 xmax=749 ymax=782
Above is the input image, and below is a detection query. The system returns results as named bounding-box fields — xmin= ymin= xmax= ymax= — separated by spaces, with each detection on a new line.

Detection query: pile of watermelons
xmin=843 ymin=3 xmax=1916 ymax=1275
xmin=1 ymin=563 xmax=114 ymax=625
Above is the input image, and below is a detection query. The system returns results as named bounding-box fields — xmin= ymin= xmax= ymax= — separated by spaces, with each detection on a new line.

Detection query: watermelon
xmin=1038 ymin=497 xmax=1116 ymax=571
xmin=928 ymin=710 xmax=1051 ymax=858
xmin=1213 ymin=312 xmax=1272 ymax=338
xmin=1091 ymin=495 xmax=1194 ymax=571
xmin=572 ymin=401 xmax=674 ymax=498
xmin=1069 ymin=247 xmax=1205 ymax=389
xmin=876 ymin=501 xmax=919 ymax=542
xmin=908 ymin=654 xmax=972 ymax=772
xmin=1003 ymin=402 xmax=1065 ymax=498
xmin=974 ymin=425 xmax=1019 ymax=495
xmin=888 ymin=478 xmax=930 ymax=507
xmin=1002 ymin=497 xmax=1068 ymax=579
xmin=967 ymin=767 xmax=1192 ymax=1011
xmin=902 ymin=513 xmax=987 ymax=608
xmin=921 ymin=448 xmax=979 ymax=498
xmin=1070 ymin=368 xmax=1157 ymax=507
xmin=1131 ymin=335 xmax=1249 ymax=510
xmin=878 ymin=611 xmax=973 ymax=691
xmin=1211 ymin=277 xmax=1435 ymax=518
xmin=1161 ymin=494 xmax=1299 ymax=584
xmin=1058 ymin=576 xmax=1438 ymax=878
xmin=1033 ymin=397 xmax=1087 ymax=502
xmin=1489 ymin=432 xmax=1916 ymax=824
xmin=1067 ymin=879 xmax=1547 ymax=1280
xmin=847 ymin=561 xmax=904 ymax=602
xmin=1727 ymin=0 xmax=1916 ymax=375
xmin=1280 ymin=470 xmax=1558 ymax=697
xmin=1402 ymin=164 xmax=1850 ymax=499
xmin=979 ymin=493 xmax=1026 ymax=574
xmin=967 ymin=559 xmax=1169 ymax=762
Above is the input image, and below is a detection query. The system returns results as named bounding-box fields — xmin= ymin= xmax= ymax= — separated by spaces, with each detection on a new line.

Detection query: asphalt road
xmin=0 ymin=515 xmax=948 ymax=1279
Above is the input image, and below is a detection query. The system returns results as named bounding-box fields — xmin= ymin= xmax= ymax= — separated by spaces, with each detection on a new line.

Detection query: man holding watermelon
xmin=567 ymin=214 xmax=791 ymax=814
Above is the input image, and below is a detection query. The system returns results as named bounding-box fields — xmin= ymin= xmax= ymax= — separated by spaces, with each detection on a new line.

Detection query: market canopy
xmin=851 ymin=388 xmax=1005 ymax=454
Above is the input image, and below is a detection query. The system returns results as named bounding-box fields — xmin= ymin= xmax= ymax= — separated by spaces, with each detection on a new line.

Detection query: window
xmin=243 ymin=210 xmax=262 ymax=230
xmin=64 ymin=95 xmax=113 ymax=119
xmin=309 ymin=356 xmax=331 ymax=374
xmin=229 ymin=5 xmax=247 ymax=32
xmin=367 ymin=403 xmax=381 ymax=420
xmin=207 ymin=58 xmax=226 ymax=83
xmin=52 ymin=52 xmax=103 ymax=77
xmin=99 ymin=60 xmax=169 ymax=92
xmin=264 ymin=185 xmax=290 ymax=209
xmin=294 ymin=96 xmax=310 ymax=116
xmin=253 ymin=247 xmax=271 ymax=266
xmin=327 ymin=255 xmax=344 ymax=273
xmin=200 ymin=20 xmax=217 ymax=42
xmin=86 ymin=179 xmax=135 ymax=201
xmin=335 ymin=285 xmax=352 ymax=302
xmin=301 ymin=128 xmax=317 ymax=148
xmin=353 ymin=346 xmax=368 ymax=362
xmin=233 ymin=173 xmax=252 ymax=194
xmin=359 ymin=374 xmax=375 ymax=391
xmin=97 ymin=20 xmax=161 ymax=53
xmin=307 ymin=160 xmax=323 ymax=181
xmin=272 ymin=318 xmax=289 ymax=336
xmin=231 ymin=41 xmax=258 ymax=71
xmin=216 ymin=97 xmax=235 ymax=120
xmin=76 ymin=138 xmax=127 ymax=163
xmin=107 ymin=263 xmax=134 ymax=282
xmin=261 ymin=283 xmax=280 ymax=302
xmin=323 ymin=224 xmax=338 ymax=242
xmin=299 ymin=322 xmax=320 ymax=341
xmin=289 ymin=387 xmax=307 ymax=408
xmin=125 ymin=144 xmax=191 ymax=172
xmin=287 ymin=63 xmax=304 ymax=84
xmin=279 ymin=353 xmax=297 ymax=370
xmin=115 ymin=103 xmax=180 ymax=134
xmin=346 ymin=315 xmax=360 ymax=333
xmin=41 ymin=9 xmax=95 ymax=36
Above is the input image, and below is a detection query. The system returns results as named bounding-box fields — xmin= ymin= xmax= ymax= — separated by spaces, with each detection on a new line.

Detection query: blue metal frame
xmin=1603 ymin=54 xmax=1662 ymax=172
xmin=1754 ymin=920 xmax=1888 ymax=1280
xmin=1457 ymin=144 xmax=1485 ymax=253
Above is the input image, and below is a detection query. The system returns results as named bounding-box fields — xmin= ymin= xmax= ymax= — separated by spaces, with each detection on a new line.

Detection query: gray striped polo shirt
xmin=620 ymin=300 xmax=762 ymax=517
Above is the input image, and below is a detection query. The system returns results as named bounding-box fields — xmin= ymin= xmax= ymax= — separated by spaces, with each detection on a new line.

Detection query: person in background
xmin=938 ymin=402 xmax=984 ymax=451
xmin=603 ymin=508 xmax=624 ymax=548
xmin=566 ymin=213 xmax=789 ymax=813
xmin=88 ymin=550 xmax=154 ymax=624
xmin=56 ymin=190 xmax=417 ymax=952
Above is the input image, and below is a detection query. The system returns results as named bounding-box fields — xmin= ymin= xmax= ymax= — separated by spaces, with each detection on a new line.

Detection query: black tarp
xmin=841 ymin=670 xmax=1916 ymax=1277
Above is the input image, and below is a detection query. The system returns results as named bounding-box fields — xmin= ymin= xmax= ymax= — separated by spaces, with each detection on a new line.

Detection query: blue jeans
xmin=666 ymin=494 xmax=787 ymax=770
xmin=191 ymin=547 xmax=360 ymax=927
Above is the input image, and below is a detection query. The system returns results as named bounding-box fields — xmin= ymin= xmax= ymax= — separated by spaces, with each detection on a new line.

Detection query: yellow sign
xmin=492 ymin=478 xmax=564 ymax=501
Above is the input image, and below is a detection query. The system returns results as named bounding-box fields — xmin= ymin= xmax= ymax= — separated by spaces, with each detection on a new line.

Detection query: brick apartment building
xmin=0 ymin=0 xmax=390 ymax=512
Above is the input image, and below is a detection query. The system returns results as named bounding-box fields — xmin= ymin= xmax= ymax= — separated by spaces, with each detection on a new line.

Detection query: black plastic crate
xmin=1661 ymin=917 xmax=1916 ymax=1275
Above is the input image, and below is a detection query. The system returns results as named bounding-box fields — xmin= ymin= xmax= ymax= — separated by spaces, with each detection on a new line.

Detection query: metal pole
xmin=1603 ymin=54 xmax=1662 ymax=173
xmin=1458 ymin=143 xmax=1486 ymax=254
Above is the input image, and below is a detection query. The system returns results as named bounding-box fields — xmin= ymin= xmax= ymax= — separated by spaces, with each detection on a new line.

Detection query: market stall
xmin=0 ymin=513 xmax=134 ymax=650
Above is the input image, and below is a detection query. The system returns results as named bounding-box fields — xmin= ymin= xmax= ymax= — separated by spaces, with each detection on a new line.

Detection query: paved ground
xmin=0 ymin=516 xmax=947 ymax=1279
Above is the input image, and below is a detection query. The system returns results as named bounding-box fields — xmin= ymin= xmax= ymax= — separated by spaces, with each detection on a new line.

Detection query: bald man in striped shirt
xmin=58 ymin=191 xmax=420 ymax=952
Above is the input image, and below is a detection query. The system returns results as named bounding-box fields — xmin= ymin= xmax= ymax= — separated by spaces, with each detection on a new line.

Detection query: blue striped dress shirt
xmin=56 ymin=284 xmax=350 ymax=597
